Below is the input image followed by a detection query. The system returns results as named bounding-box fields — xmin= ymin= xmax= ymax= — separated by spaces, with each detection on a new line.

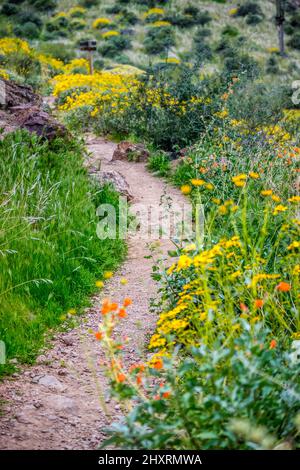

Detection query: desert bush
xmin=193 ymin=41 xmax=212 ymax=62
xmin=38 ymin=43 xmax=75 ymax=63
xmin=236 ymin=2 xmax=263 ymax=18
xmin=143 ymin=26 xmax=175 ymax=54
xmin=227 ymin=81 xmax=288 ymax=128
xmin=194 ymin=27 xmax=211 ymax=40
xmin=14 ymin=21 xmax=40 ymax=39
xmin=165 ymin=9 xmax=211 ymax=28
xmin=1 ymin=2 xmax=18 ymax=15
xmin=70 ymin=18 xmax=86 ymax=31
xmin=246 ymin=13 xmax=263 ymax=25
xmin=288 ymin=32 xmax=300 ymax=50
xmin=222 ymin=25 xmax=240 ymax=37
xmin=79 ymin=0 xmax=99 ymax=7
xmin=223 ymin=52 xmax=259 ymax=79
xmin=147 ymin=151 xmax=171 ymax=177
xmin=98 ymin=35 xmax=131 ymax=58
xmin=28 ymin=0 xmax=57 ymax=11
xmin=100 ymin=67 xmax=217 ymax=150
xmin=266 ymin=55 xmax=280 ymax=75
xmin=102 ymin=325 xmax=300 ymax=449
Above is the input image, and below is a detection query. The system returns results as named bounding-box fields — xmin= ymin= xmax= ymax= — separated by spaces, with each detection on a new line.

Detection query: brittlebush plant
xmin=95 ymin=305 xmax=300 ymax=450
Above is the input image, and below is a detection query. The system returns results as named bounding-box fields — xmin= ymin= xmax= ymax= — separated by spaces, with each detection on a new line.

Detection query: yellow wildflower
xmin=273 ymin=205 xmax=288 ymax=215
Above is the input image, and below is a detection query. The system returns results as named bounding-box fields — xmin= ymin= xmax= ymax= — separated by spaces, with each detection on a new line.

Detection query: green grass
xmin=147 ymin=151 xmax=171 ymax=177
xmin=0 ymin=131 xmax=126 ymax=376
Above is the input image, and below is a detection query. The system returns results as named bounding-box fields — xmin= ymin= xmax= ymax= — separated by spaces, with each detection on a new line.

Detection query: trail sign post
xmin=275 ymin=0 xmax=286 ymax=57
xmin=79 ymin=40 xmax=97 ymax=74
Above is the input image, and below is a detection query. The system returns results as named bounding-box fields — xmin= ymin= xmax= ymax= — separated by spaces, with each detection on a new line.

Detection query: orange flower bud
xmin=276 ymin=282 xmax=291 ymax=292
xmin=118 ymin=307 xmax=127 ymax=318
xmin=123 ymin=297 xmax=132 ymax=307
xmin=254 ymin=299 xmax=264 ymax=308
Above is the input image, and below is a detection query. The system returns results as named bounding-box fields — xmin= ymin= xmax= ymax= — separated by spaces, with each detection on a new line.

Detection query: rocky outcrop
xmin=97 ymin=170 xmax=133 ymax=201
xmin=0 ymin=79 xmax=42 ymax=109
xmin=112 ymin=141 xmax=150 ymax=162
xmin=11 ymin=105 xmax=67 ymax=140
xmin=0 ymin=79 xmax=67 ymax=140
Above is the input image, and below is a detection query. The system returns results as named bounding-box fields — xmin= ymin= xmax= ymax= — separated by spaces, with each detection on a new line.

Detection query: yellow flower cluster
xmin=102 ymin=30 xmax=119 ymax=38
xmin=68 ymin=6 xmax=86 ymax=17
xmin=0 ymin=38 xmax=66 ymax=77
xmin=63 ymin=58 xmax=89 ymax=74
xmin=0 ymin=68 xmax=9 ymax=80
xmin=93 ymin=17 xmax=112 ymax=29
xmin=151 ymin=21 xmax=171 ymax=28
xmin=0 ymin=37 xmax=31 ymax=55
xmin=52 ymin=66 xmax=142 ymax=115
xmin=149 ymin=199 xmax=300 ymax=356
xmin=143 ymin=8 xmax=165 ymax=18
xmin=37 ymin=54 xmax=64 ymax=72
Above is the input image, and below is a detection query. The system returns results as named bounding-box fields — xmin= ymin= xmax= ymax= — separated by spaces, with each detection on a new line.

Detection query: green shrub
xmin=166 ymin=10 xmax=211 ymax=28
xmin=98 ymin=35 xmax=131 ymax=58
xmin=288 ymin=32 xmax=300 ymax=50
xmin=14 ymin=21 xmax=40 ymax=39
xmin=227 ymin=81 xmax=287 ymax=128
xmin=224 ymin=53 xmax=260 ymax=79
xmin=266 ymin=55 xmax=280 ymax=75
xmin=28 ymin=0 xmax=57 ymax=11
xmin=236 ymin=2 xmax=263 ymax=18
xmin=143 ymin=26 xmax=175 ymax=55
xmin=193 ymin=27 xmax=211 ymax=40
xmin=194 ymin=42 xmax=212 ymax=62
xmin=0 ymin=131 xmax=125 ymax=373
xmin=1 ymin=2 xmax=18 ymax=15
xmin=147 ymin=152 xmax=171 ymax=177
xmin=79 ymin=0 xmax=99 ymax=7
xmin=246 ymin=13 xmax=263 ymax=25
xmin=38 ymin=42 xmax=75 ymax=62
xmin=16 ymin=10 xmax=43 ymax=27
xmin=94 ymin=66 xmax=218 ymax=150
xmin=105 ymin=4 xmax=122 ymax=14
xmin=70 ymin=18 xmax=86 ymax=31
xmin=222 ymin=25 xmax=240 ymax=37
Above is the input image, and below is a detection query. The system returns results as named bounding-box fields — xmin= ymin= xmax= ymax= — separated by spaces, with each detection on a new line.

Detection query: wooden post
xmin=88 ymin=50 xmax=94 ymax=75
xmin=79 ymin=40 xmax=97 ymax=75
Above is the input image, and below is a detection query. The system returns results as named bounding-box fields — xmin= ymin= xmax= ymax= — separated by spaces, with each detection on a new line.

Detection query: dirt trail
xmin=0 ymin=135 xmax=188 ymax=450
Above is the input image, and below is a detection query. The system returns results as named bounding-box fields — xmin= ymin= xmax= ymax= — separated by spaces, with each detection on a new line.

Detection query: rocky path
xmin=0 ymin=135 xmax=188 ymax=450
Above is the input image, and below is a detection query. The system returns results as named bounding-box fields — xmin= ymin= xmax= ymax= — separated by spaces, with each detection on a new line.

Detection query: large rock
xmin=97 ymin=170 xmax=133 ymax=201
xmin=0 ymin=79 xmax=41 ymax=109
xmin=43 ymin=395 xmax=78 ymax=415
xmin=0 ymin=79 xmax=67 ymax=140
xmin=37 ymin=375 xmax=66 ymax=393
xmin=112 ymin=141 xmax=150 ymax=162
xmin=11 ymin=105 xmax=67 ymax=140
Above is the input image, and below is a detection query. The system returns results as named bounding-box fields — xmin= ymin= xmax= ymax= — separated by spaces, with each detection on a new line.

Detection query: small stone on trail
xmin=38 ymin=375 xmax=66 ymax=392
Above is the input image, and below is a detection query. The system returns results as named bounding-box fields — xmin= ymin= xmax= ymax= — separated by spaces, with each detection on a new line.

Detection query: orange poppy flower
xmin=136 ymin=375 xmax=142 ymax=385
xmin=94 ymin=331 xmax=103 ymax=341
xmin=123 ymin=297 xmax=132 ymax=307
xmin=240 ymin=302 xmax=248 ymax=312
xmin=101 ymin=305 xmax=110 ymax=315
xmin=269 ymin=339 xmax=277 ymax=349
xmin=162 ymin=391 xmax=171 ymax=399
xmin=118 ymin=307 xmax=127 ymax=318
xmin=116 ymin=373 xmax=126 ymax=383
xmin=153 ymin=359 xmax=163 ymax=370
xmin=276 ymin=282 xmax=291 ymax=292
xmin=254 ymin=299 xmax=264 ymax=308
